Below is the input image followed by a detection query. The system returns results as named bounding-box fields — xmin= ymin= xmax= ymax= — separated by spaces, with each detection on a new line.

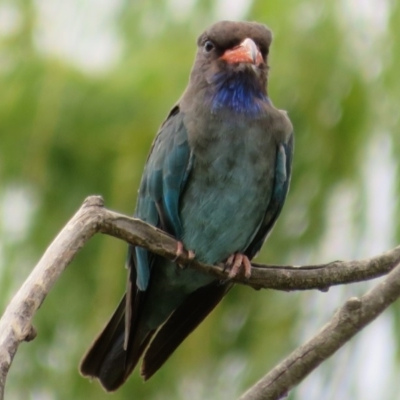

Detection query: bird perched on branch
xmin=80 ymin=20 xmax=293 ymax=391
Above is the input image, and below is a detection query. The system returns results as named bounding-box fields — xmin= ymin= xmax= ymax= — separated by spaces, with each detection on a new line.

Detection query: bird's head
xmin=196 ymin=21 xmax=271 ymax=75
xmin=187 ymin=21 xmax=272 ymax=114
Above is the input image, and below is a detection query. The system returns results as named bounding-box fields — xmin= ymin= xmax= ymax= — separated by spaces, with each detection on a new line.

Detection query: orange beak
xmin=220 ymin=38 xmax=263 ymax=66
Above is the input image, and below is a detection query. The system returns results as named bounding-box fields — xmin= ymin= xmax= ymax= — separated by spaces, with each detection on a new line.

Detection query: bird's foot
xmin=174 ymin=241 xmax=184 ymax=261
xmin=225 ymin=253 xmax=252 ymax=279
xmin=173 ymin=241 xmax=195 ymax=266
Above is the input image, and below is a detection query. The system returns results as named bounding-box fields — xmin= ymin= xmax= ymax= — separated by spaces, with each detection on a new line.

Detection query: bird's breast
xmin=181 ymin=119 xmax=276 ymax=264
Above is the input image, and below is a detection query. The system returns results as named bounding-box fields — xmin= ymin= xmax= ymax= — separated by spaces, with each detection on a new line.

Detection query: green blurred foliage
xmin=0 ymin=1 xmax=399 ymax=399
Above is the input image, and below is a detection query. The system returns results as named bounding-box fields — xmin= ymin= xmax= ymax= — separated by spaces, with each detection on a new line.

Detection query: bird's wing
xmin=132 ymin=105 xmax=193 ymax=291
xmin=245 ymin=132 xmax=293 ymax=259
xmin=124 ymin=104 xmax=194 ymax=363
xmin=79 ymin=107 xmax=194 ymax=391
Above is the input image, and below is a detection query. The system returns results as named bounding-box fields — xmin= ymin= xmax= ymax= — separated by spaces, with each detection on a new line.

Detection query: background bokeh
xmin=1 ymin=0 xmax=399 ymax=399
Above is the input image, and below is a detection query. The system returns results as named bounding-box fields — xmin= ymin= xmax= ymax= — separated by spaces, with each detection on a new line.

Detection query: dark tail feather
xmin=80 ymin=295 xmax=126 ymax=380
xmin=141 ymin=282 xmax=231 ymax=380
xmin=80 ymin=292 xmax=152 ymax=392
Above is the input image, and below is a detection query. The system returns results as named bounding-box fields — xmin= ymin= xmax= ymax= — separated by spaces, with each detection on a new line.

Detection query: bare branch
xmin=99 ymin=199 xmax=400 ymax=292
xmin=239 ymin=258 xmax=400 ymax=400
xmin=0 ymin=195 xmax=399 ymax=399
xmin=0 ymin=196 xmax=103 ymax=399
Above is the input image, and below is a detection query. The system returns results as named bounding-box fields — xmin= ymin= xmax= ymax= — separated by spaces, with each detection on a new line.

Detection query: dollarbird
xmin=80 ymin=20 xmax=293 ymax=391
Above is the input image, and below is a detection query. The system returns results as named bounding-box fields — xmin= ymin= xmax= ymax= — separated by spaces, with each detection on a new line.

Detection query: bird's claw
xmin=224 ymin=253 xmax=252 ymax=279
xmin=173 ymin=241 xmax=184 ymax=262
xmin=173 ymin=241 xmax=195 ymax=266
xmin=189 ymin=250 xmax=195 ymax=259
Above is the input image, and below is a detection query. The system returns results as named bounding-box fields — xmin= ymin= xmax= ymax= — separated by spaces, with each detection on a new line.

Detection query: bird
xmin=80 ymin=20 xmax=293 ymax=391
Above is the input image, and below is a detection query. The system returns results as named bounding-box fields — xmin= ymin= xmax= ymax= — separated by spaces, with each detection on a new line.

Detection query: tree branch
xmin=0 ymin=195 xmax=399 ymax=399
xmin=0 ymin=196 xmax=103 ymax=400
xmin=99 ymin=198 xmax=400 ymax=292
xmin=239 ymin=257 xmax=400 ymax=400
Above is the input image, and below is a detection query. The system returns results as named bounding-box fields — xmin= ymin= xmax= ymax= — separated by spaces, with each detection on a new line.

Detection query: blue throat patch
xmin=210 ymin=71 xmax=269 ymax=115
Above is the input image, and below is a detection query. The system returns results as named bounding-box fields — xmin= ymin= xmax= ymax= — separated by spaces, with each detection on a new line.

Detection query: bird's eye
xmin=204 ymin=40 xmax=215 ymax=53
